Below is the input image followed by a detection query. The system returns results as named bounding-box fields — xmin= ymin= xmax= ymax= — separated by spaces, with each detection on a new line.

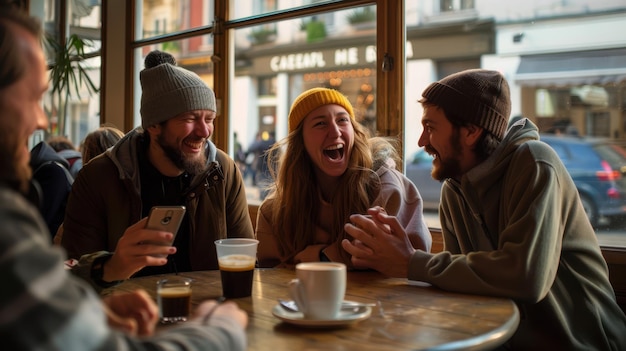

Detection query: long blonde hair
xmin=265 ymin=119 xmax=381 ymax=263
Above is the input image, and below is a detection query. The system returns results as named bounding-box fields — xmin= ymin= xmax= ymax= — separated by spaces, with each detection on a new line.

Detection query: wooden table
xmin=103 ymin=269 xmax=519 ymax=351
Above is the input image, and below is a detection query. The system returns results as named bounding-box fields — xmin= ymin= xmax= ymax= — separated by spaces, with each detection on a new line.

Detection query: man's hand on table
xmin=102 ymin=289 xmax=159 ymax=336
xmin=193 ymin=300 xmax=249 ymax=328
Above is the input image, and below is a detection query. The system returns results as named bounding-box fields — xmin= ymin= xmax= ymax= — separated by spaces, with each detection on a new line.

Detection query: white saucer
xmin=272 ymin=301 xmax=372 ymax=327
xmin=408 ymin=279 xmax=431 ymax=287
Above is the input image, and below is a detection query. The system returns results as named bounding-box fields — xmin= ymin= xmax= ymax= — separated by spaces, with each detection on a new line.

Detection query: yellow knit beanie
xmin=288 ymin=87 xmax=355 ymax=133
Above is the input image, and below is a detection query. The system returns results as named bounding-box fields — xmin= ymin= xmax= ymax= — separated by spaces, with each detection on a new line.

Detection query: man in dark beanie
xmin=61 ymin=50 xmax=254 ymax=290
xmin=343 ymin=69 xmax=626 ymax=350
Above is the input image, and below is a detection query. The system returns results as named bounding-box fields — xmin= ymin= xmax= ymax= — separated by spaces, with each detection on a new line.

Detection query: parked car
xmin=405 ymin=149 xmax=442 ymax=211
xmin=540 ymin=134 xmax=626 ymax=227
xmin=406 ymin=136 xmax=626 ymax=228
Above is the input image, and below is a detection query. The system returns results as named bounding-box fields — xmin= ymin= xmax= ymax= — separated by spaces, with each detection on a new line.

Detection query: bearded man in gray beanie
xmin=61 ymin=50 xmax=254 ymax=290
xmin=343 ymin=69 xmax=626 ymax=350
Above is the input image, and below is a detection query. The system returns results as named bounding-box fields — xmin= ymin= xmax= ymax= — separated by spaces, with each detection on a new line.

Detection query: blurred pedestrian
xmin=247 ymin=130 xmax=275 ymax=200
xmin=47 ymin=135 xmax=82 ymax=178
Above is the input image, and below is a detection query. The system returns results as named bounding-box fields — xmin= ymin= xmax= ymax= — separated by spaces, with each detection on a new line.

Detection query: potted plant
xmin=295 ymin=19 xmax=308 ymax=42
xmin=305 ymin=18 xmax=326 ymax=43
xmin=249 ymin=28 xmax=277 ymax=45
xmin=346 ymin=7 xmax=376 ymax=30
xmin=46 ymin=34 xmax=99 ymax=136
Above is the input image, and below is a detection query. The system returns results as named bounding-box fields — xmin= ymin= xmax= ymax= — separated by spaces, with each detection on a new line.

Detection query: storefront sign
xmin=267 ymin=45 xmax=377 ymax=73
xmin=244 ymin=30 xmax=493 ymax=76
xmin=270 ymin=52 xmax=326 ymax=71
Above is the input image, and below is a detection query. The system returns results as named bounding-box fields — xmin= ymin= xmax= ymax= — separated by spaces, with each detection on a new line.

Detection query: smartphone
xmin=145 ymin=206 xmax=186 ymax=257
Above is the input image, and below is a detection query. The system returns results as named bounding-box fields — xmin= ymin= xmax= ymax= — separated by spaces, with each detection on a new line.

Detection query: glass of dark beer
xmin=157 ymin=277 xmax=192 ymax=323
xmin=214 ymin=238 xmax=259 ymax=298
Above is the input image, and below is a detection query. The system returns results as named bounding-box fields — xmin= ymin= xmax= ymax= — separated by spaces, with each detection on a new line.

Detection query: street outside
xmin=422 ymin=210 xmax=625 ymax=248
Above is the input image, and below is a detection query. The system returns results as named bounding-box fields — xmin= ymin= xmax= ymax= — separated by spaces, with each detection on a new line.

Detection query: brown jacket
xmin=61 ymin=128 xmax=254 ymax=290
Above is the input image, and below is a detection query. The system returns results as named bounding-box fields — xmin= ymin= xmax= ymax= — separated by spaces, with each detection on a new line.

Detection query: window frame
xmin=117 ymin=0 xmax=404 ymax=165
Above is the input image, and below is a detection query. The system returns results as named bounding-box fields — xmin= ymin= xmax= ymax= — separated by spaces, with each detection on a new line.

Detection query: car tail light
xmin=596 ymin=160 xmax=621 ymax=181
xmin=607 ymin=187 xmax=620 ymax=199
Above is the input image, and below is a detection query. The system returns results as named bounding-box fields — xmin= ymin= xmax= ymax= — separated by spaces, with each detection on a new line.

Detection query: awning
xmin=515 ymin=48 xmax=626 ymax=86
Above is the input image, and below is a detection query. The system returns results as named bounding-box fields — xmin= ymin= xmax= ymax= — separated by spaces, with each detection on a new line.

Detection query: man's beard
xmin=156 ymin=134 xmax=208 ymax=175
xmin=429 ymin=128 xmax=463 ymax=181
xmin=0 ymin=137 xmax=32 ymax=194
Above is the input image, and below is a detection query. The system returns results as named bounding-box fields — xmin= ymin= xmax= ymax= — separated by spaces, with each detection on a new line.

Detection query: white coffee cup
xmin=289 ymin=262 xmax=347 ymax=320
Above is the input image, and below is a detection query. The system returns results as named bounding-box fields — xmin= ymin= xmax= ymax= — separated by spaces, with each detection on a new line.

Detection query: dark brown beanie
xmin=420 ymin=69 xmax=511 ymax=139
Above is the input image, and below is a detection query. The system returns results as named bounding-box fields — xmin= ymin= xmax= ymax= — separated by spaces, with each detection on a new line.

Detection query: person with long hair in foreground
xmin=0 ymin=8 xmax=247 ymax=350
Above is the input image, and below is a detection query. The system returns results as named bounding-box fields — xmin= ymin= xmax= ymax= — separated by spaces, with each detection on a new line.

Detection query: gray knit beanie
xmin=140 ymin=50 xmax=216 ymax=128
xmin=420 ymin=69 xmax=511 ymax=140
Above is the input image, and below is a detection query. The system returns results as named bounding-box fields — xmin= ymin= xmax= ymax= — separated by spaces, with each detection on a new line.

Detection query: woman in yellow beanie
xmin=255 ymin=87 xmax=431 ymax=268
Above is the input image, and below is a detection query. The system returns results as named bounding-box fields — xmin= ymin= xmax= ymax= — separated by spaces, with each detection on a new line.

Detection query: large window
xmin=440 ymin=0 xmax=474 ymax=12
xmin=30 ymin=0 xmax=102 ymax=149
xmin=113 ymin=0 xmax=626 ymax=247
xmin=137 ymin=0 xmax=214 ymax=40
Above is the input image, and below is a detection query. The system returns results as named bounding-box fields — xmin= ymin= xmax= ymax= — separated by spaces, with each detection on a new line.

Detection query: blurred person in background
xmin=233 ymin=131 xmax=246 ymax=172
xmin=47 ymin=135 xmax=83 ymax=178
xmin=246 ymin=130 xmax=276 ymax=200
xmin=81 ymin=125 xmax=125 ymax=164
xmin=29 ymin=140 xmax=73 ymax=238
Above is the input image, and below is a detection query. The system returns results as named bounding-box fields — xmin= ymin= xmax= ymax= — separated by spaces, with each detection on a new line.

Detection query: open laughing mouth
xmin=324 ymin=144 xmax=344 ymax=160
xmin=424 ymin=146 xmax=438 ymax=161
xmin=184 ymin=138 xmax=205 ymax=151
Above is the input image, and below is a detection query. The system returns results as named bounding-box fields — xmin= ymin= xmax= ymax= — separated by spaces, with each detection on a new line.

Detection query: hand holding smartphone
xmin=144 ymin=206 xmax=186 ymax=257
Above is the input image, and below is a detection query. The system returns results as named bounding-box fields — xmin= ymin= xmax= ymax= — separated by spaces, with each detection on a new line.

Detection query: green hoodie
xmin=408 ymin=118 xmax=626 ymax=350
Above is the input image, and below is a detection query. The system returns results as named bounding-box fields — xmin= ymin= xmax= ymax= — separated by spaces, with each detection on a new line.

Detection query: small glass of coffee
xmin=156 ymin=277 xmax=192 ymax=324
xmin=214 ymin=238 xmax=259 ymax=298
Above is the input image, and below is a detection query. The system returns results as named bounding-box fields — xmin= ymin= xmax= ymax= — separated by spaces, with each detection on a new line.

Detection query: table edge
xmin=420 ymin=301 xmax=520 ymax=351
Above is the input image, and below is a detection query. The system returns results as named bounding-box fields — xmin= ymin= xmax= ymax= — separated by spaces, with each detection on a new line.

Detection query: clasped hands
xmin=341 ymin=206 xmax=416 ymax=278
